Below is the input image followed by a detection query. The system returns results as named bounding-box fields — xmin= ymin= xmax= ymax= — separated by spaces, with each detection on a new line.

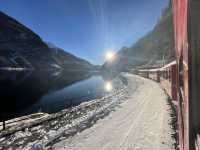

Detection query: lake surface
xmin=20 ymin=75 xmax=109 ymax=115
xmin=0 ymin=70 xmax=116 ymax=120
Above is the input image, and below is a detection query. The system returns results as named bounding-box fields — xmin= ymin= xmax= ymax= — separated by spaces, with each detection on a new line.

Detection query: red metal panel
xmin=172 ymin=0 xmax=188 ymax=61
xmin=172 ymin=0 xmax=189 ymax=150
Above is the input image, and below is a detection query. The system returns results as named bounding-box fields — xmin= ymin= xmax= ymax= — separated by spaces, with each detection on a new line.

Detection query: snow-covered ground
xmin=0 ymin=73 xmax=176 ymax=150
xmin=53 ymin=74 xmax=176 ymax=150
xmin=0 ymin=74 xmax=129 ymax=149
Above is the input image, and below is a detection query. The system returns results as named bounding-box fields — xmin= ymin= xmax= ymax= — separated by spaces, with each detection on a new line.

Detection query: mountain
xmin=0 ymin=11 xmax=94 ymax=71
xmin=102 ymin=3 xmax=175 ymax=72
xmin=47 ymin=42 xmax=95 ymax=71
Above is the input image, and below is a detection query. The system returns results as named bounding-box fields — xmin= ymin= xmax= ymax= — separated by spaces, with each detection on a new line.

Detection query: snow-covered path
xmin=53 ymin=74 xmax=175 ymax=150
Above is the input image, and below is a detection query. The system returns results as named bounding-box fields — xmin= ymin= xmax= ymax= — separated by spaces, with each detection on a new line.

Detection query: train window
xmin=179 ymin=55 xmax=184 ymax=89
xmin=165 ymin=70 xmax=168 ymax=79
xmin=166 ymin=69 xmax=169 ymax=79
xmin=179 ymin=54 xmax=184 ymax=105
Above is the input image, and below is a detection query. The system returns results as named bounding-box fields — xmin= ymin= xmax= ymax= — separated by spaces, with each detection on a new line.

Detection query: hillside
xmin=47 ymin=43 xmax=94 ymax=71
xmin=0 ymin=11 xmax=94 ymax=71
xmin=102 ymin=3 xmax=175 ymax=72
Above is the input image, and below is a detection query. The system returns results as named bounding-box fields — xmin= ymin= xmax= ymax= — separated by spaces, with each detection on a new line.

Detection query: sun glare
xmin=105 ymin=51 xmax=115 ymax=61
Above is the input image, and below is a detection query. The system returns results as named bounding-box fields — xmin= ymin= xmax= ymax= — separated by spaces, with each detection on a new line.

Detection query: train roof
xmin=138 ymin=60 xmax=176 ymax=72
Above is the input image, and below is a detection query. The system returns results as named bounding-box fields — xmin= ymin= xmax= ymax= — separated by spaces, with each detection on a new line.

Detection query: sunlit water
xmin=0 ymin=71 xmax=117 ymax=120
xmin=23 ymin=76 xmax=110 ymax=114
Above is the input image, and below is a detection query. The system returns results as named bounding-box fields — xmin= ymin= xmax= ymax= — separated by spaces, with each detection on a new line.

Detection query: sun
xmin=105 ymin=51 xmax=115 ymax=61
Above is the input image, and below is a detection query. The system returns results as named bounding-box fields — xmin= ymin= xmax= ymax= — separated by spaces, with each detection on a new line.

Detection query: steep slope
xmin=103 ymin=3 xmax=175 ymax=72
xmin=0 ymin=11 xmax=94 ymax=70
xmin=47 ymin=43 xmax=95 ymax=71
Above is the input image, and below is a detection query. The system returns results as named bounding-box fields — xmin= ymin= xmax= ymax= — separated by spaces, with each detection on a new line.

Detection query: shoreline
xmin=0 ymin=73 xmax=176 ymax=150
xmin=53 ymin=74 xmax=176 ymax=150
xmin=0 ymin=73 xmax=129 ymax=149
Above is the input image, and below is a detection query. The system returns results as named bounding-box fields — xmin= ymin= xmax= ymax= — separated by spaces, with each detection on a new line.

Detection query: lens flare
xmin=105 ymin=51 xmax=115 ymax=61
xmin=105 ymin=81 xmax=113 ymax=92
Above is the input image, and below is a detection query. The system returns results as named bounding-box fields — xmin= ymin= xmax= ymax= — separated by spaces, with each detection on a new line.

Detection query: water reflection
xmin=0 ymin=70 xmax=92 ymax=120
xmin=0 ymin=70 xmax=117 ymax=121
xmin=24 ymin=76 xmax=108 ymax=114
xmin=105 ymin=81 xmax=113 ymax=92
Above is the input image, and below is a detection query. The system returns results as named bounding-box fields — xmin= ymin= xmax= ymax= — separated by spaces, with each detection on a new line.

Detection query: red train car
xmin=172 ymin=0 xmax=189 ymax=149
xmin=173 ymin=0 xmax=200 ymax=149
xmin=137 ymin=61 xmax=177 ymax=102
xmin=159 ymin=61 xmax=177 ymax=101
xmin=137 ymin=1 xmax=200 ymax=149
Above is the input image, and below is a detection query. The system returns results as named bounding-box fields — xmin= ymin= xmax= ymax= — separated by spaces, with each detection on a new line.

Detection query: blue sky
xmin=0 ymin=0 xmax=168 ymax=65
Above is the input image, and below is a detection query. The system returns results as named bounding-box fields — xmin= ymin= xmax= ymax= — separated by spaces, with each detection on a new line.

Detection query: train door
xmin=177 ymin=53 xmax=185 ymax=150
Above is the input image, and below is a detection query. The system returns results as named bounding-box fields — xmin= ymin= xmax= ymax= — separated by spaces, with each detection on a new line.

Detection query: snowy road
xmin=53 ymin=74 xmax=175 ymax=150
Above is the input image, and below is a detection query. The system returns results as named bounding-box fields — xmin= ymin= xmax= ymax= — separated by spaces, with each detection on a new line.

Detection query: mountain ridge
xmin=0 ymin=11 xmax=94 ymax=71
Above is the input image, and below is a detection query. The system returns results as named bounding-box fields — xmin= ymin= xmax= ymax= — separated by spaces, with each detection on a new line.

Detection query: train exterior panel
xmin=136 ymin=0 xmax=200 ymax=149
xmin=174 ymin=0 xmax=200 ymax=149
xmin=137 ymin=61 xmax=177 ymax=102
xmin=188 ymin=0 xmax=200 ymax=149
xmin=172 ymin=0 xmax=189 ymax=149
